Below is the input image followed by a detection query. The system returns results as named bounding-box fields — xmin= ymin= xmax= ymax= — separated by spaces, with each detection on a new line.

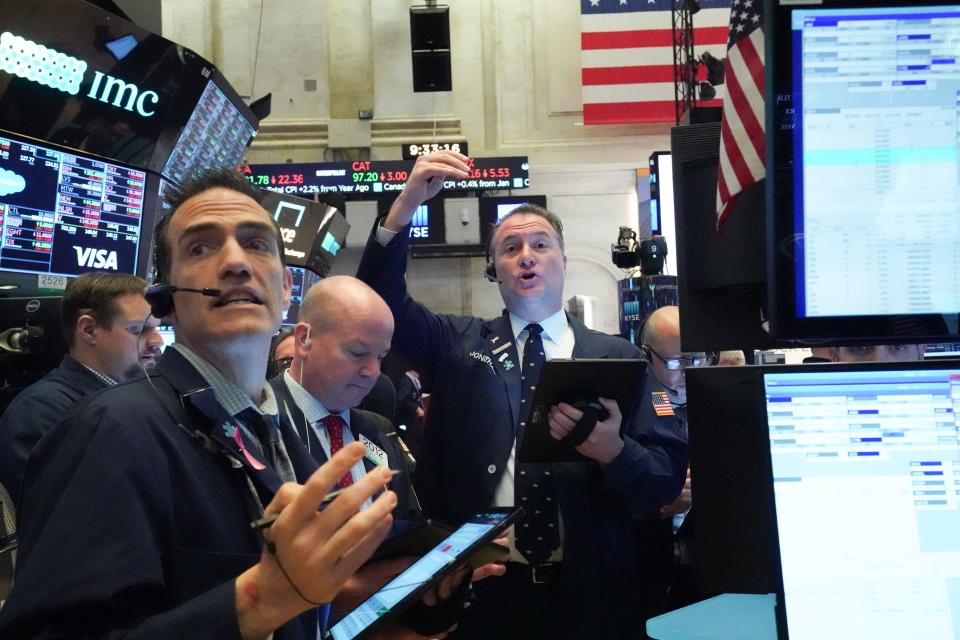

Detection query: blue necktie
xmin=514 ymin=324 xmax=560 ymax=564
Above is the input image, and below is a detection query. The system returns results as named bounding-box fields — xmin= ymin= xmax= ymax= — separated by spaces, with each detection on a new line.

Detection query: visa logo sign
xmin=74 ymin=247 xmax=118 ymax=270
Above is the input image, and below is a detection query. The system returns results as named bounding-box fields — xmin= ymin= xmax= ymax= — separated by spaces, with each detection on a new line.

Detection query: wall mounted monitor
xmin=477 ymin=194 xmax=548 ymax=249
xmin=0 ymin=128 xmax=156 ymax=279
xmin=767 ymin=0 xmax=960 ymax=343
xmin=0 ymin=0 xmax=257 ymax=179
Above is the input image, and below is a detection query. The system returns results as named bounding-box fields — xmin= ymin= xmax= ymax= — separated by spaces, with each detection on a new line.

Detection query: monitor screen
xmin=477 ymin=195 xmax=548 ymax=248
xmin=768 ymin=1 xmax=960 ymax=342
xmin=0 ymin=129 xmax=149 ymax=278
xmin=764 ymin=363 xmax=960 ymax=639
xmin=0 ymin=0 xmax=257 ymax=178
xmin=282 ymin=265 xmax=321 ymax=327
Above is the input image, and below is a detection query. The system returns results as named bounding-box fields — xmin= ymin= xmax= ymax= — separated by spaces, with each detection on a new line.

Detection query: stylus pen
xmin=249 ymin=469 xmax=402 ymax=531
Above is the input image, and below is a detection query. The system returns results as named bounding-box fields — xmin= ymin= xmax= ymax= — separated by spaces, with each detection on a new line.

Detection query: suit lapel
xmin=484 ymin=314 xmax=522 ymax=435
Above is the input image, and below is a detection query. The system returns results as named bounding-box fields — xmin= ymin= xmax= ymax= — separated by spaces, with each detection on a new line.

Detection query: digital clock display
xmin=401 ymin=141 xmax=468 ymax=160
xmin=242 ymin=156 xmax=529 ymax=197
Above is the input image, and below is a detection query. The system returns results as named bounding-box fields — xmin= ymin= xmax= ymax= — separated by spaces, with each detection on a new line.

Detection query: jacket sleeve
xmin=356 ymin=216 xmax=457 ymax=380
xmin=599 ymin=344 xmax=688 ymax=517
xmin=0 ymin=399 xmax=247 ymax=640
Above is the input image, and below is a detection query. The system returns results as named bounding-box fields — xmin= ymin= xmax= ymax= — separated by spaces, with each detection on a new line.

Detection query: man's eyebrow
xmin=177 ymin=221 xmax=276 ymax=245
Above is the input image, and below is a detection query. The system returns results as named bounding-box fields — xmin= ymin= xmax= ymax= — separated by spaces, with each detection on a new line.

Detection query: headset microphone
xmin=144 ymin=284 xmax=223 ymax=318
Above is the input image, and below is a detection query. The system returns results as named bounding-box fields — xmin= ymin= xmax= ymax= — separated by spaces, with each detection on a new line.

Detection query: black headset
xmin=144 ymin=233 xmax=175 ymax=318
xmin=483 ymin=225 xmax=499 ymax=283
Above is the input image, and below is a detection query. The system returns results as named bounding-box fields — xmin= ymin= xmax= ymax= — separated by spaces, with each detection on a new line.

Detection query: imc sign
xmin=0 ymin=31 xmax=159 ymax=117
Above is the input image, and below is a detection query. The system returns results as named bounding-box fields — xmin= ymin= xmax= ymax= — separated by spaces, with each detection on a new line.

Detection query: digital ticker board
xmin=242 ymin=156 xmax=529 ymax=196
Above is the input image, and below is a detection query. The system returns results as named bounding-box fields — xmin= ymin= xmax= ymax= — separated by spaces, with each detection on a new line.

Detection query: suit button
xmin=487 ymin=464 xmax=496 ymax=474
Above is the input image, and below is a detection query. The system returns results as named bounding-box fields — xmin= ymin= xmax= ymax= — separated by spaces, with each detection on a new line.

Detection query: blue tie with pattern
xmin=514 ymin=323 xmax=560 ymax=565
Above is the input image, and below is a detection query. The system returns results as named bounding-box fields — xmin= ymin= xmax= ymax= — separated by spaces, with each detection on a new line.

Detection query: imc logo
xmin=0 ymin=32 xmax=159 ymax=117
xmin=74 ymin=247 xmax=118 ymax=270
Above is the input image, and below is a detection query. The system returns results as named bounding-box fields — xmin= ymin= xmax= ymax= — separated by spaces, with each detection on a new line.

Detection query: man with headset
xmin=0 ymin=169 xmax=396 ymax=639
xmin=0 ymin=271 xmax=163 ymax=506
xmin=357 ymin=152 xmax=687 ymax=639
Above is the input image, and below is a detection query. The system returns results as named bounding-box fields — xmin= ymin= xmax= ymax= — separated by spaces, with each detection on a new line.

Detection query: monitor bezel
xmin=765 ymin=0 xmax=960 ymax=345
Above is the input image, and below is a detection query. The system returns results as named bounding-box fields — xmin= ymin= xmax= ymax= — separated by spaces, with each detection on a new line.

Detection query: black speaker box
xmin=412 ymin=51 xmax=452 ymax=92
xmin=410 ymin=6 xmax=450 ymax=50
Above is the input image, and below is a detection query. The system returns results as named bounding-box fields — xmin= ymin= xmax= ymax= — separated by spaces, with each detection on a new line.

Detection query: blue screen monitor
xmin=767 ymin=1 xmax=960 ymax=343
xmin=764 ymin=362 xmax=960 ymax=639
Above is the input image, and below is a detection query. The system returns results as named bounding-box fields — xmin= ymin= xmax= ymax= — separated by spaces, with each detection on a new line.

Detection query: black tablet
xmin=370 ymin=519 xmax=509 ymax=570
xmin=517 ymin=358 xmax=647 ymax=463
xmin=327 ymin=508 xmax=523 ymax=640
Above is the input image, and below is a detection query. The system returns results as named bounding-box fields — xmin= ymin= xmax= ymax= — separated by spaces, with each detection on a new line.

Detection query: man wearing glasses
xmin=636 ymin=305 xmax=715 ymax=634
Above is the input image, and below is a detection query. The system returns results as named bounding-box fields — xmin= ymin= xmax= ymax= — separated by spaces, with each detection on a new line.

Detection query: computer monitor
xmin=767 ymin=0 xmax=960 ymax=343
xmin=282 ymin=266 xmax=321 ymax=328
xmin=0 ymin=0 xmax=257 ymax=179
xmin=0 ymin=128 xmax=156 ymax=280
xmin=763 ymin=361 xmax=960 ymax=639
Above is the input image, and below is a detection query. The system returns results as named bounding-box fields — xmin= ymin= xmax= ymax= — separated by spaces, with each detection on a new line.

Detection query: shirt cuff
xmin=375 ymin=222 xmax=399 ymax=246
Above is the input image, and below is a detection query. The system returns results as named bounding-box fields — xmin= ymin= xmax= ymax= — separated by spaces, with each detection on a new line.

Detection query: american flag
xmin=651 ymin=391 xmax=675 ymax=417
xmin=716 ymin=0 xmax=764 ymax=226
xmin=580 ymin=0 xmax=731 ymax=125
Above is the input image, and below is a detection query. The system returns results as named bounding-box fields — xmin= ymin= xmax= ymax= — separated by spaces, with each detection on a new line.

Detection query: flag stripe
xmin=583 ymin=101 xmax=677 ymax=123
xmin=581 ymin=7 xmax=731 ymax=31
xmin=724 ymin=50 xmax=764 ymax=179
xmin=581 ymin=43 xmax=727 ymax=72
xmin=582 ymin=26 xmax=729 ymax=49
xmin=582 ymin=63 xmax=708 ymax=85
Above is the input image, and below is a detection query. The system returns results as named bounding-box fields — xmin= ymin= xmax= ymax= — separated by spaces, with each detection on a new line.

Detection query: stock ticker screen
xmin=243 ymin=156 xmax=530 ymax=196
xmin=0 ymin=131 xmax=145 ymax=277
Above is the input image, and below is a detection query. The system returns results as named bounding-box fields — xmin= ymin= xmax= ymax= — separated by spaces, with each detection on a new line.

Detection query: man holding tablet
xmin=358 ymin=152 xmax=687 ymax=639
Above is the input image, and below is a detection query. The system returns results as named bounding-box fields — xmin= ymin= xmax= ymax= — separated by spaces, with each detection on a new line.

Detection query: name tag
xmin=360 ymin=434 xmax=389 ymax=467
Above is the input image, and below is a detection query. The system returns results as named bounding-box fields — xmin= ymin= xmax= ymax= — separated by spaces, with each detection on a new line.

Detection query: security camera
xmin=460 ymin=208 xmax=470 ymax=226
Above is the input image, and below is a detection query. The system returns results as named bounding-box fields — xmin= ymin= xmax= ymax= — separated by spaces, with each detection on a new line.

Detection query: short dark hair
xmin=152 ymin=168 xmax=286 ymax=283
xmin=61 ymin=272 xmax=148 ymax=347
xmin=487 ymin=203 xmax=565 ymax=257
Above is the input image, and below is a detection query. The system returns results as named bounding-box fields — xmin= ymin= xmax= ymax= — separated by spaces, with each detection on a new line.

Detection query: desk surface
xmin=646 ymin=593 xmax=778 ymax=640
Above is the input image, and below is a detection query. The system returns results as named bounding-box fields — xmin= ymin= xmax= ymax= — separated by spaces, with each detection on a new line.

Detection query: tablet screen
xmin=329 ymin=509 xmax=520 ymax=640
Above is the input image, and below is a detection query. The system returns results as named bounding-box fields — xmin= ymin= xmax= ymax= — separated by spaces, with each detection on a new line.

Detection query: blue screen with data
xmin=765 ymin=366 xmax=960 ymax=639
xmin=791 ymin=5 xmax=960 ymax=318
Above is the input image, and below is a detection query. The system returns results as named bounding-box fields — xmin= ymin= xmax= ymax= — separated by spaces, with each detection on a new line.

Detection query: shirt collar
xmin=77 ymin=362 xmax=117 ymax=387
xmin=509 ymin=308 xmax=568 ymax=345
xmin=170 ymin=343 xmax=277 ymax=417
xmin=282 ymin=369 xmax=351 ymax=428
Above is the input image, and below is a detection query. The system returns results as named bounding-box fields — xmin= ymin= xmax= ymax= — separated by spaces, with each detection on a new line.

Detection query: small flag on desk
xmin=652 ymin=391 xmax=675 ymax=417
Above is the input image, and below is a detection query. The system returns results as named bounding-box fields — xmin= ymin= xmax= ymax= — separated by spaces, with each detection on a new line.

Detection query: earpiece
xmin=483 ymin=242 xmax=500 ymax=283
xmin=302 ymin=324 xmax=312 ymax=347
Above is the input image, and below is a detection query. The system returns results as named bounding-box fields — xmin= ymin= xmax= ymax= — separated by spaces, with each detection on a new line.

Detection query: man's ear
xmin=293 ymin=322 xmax=312 ymax=358
xmin=76 ymin=315 xmax=98 ymax=345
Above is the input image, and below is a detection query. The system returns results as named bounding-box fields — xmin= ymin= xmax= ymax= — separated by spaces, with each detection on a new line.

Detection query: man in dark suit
xmin=271 ymin=275 xmax=419 ymax=526
xmin=0 ymin=169 xmax=397 ymax=639
xmin=357 ymin=152 xmax=687 ymax=639
xmin=0 ymin=271 xmax=163 ymax=506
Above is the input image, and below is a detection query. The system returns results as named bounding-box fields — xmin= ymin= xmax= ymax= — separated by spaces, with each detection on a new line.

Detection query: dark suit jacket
xmin=0 ymin=348 xmax=321 ymax=640
xmin=271 ymin=374 xmax=419 ymax=523
xmin=357 ymin=220 xmax=688 ymax=638
xmin=394 ymin=374 xmax=425 ymax=460
xmin=0 ymin=354 xmax=106 ymax=506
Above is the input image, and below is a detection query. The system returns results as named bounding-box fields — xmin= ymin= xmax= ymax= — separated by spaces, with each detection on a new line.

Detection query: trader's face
xmin=833 ymin=345 xmax=926 ymax=363
xmin=492 ymin=214 xmax=567 ymax=321
xmin=645 ymin=330 xmax=687 ymax=404
xmin=97 ymin=293 xmax=162 ymax=382
xmin=166 ymin=188 xmax=291 ymax=356
xmin=297 ymin=310 xmax=393 ymax=414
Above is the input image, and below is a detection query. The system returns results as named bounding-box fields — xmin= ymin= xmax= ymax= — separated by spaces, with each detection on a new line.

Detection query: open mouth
xmin=214 ymin=289 xmax=263 ymax=307
xmin=519 ymin=272 xmax=538 ymax=281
